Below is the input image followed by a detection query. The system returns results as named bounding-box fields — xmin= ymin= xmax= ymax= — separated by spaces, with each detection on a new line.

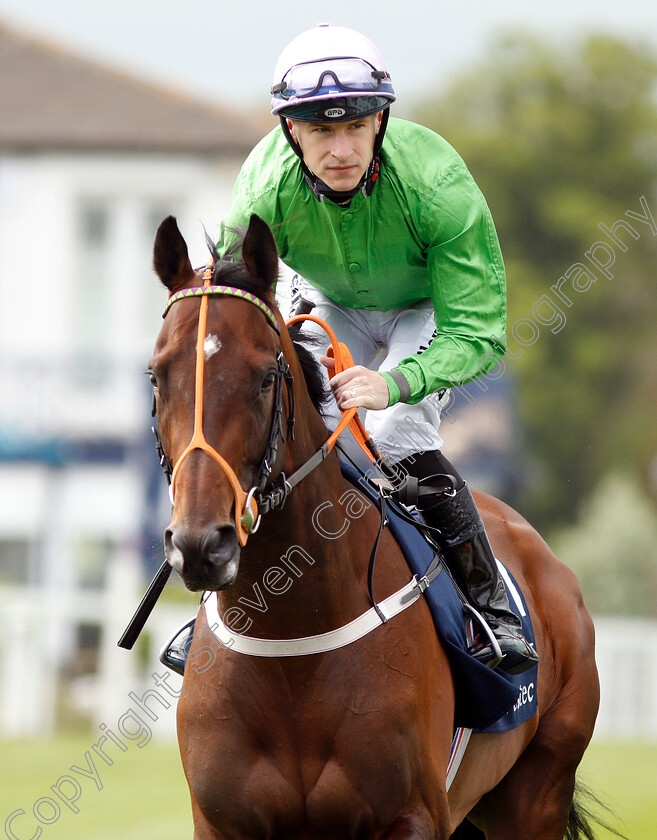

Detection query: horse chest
xmin=188 ymin=737 xmax=415 ymax=839
xmin=180 ymin=670 xmax=422 ymax=838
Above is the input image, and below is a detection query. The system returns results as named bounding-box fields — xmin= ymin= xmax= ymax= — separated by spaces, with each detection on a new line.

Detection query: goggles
xmin=272 ymin=57 xmax=393 ymax=102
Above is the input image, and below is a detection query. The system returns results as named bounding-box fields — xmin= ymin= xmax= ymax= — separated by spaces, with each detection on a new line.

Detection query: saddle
xmin=337 ymin=453 xmax=538 ymax=733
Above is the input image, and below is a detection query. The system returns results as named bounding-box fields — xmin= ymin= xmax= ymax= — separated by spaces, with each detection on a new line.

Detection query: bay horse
xmin=148 ymin=213 xmax=601 ymax=839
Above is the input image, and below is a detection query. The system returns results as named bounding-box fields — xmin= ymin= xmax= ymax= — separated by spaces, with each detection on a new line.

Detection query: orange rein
xmin=286 ymin=313 xmax=377 ymax=462
xmin=169 ymin=282 xmax=377 ymax=548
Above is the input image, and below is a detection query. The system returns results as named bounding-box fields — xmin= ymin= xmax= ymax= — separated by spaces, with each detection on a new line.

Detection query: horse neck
xmin=217 ymin=404 xmax=374 ymax=640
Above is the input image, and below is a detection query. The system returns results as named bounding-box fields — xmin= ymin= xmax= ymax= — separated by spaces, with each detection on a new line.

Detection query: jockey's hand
xmin=321 ymin=357 xmax=390 ymax=411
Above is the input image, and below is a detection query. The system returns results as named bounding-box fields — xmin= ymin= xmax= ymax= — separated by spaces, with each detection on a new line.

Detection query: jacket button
xmin=349 ymin=262 xmax=360 ymax=272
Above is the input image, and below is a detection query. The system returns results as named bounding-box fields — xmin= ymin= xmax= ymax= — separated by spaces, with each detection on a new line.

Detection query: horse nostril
xmin=204 ymin=525 xmax=239 ymax=563
xmin=164 ymin=528 xmax=183 ymax=573
xmin=165 ymin=524 xmax=238 ymax=567
xmin=164 ymin=523 xmax=240 ymax=591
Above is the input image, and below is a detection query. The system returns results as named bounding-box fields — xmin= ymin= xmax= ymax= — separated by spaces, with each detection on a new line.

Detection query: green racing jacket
xmin=217 ymin=117 xmax=507 ymax=405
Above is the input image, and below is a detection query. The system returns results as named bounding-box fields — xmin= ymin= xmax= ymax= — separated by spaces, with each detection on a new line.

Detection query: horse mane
xmin=287 ymin=327 xmax=332 ymax=416
xmin=207 ymin=245 xmax=331 ymax=417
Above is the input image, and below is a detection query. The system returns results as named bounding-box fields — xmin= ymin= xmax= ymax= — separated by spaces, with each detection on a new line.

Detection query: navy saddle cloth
xmin=340 ymin=459 xmax=538 ymax=733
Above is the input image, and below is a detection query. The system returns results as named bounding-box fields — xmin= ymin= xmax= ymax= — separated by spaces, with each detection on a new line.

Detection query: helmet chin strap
xmin=303 ymin=157 xmax=380 ymax=204
xmin=280 ymin=109 xmax=389 ymax=204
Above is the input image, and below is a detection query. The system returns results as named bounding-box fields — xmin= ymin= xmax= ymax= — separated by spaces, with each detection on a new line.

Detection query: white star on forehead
xmin=204 ymin=334 xmax=222 ymax=360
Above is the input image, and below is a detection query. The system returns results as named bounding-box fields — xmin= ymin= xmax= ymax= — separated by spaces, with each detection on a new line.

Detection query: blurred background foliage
xmin=551 ymin=472 xmax=657 ymax=617
xmin=413 ymin=32 xmax=657 ymax=615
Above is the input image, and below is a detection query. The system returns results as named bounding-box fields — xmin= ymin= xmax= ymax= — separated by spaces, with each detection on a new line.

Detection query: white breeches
xmin=279 ymin=273 xmax=450 ymax=462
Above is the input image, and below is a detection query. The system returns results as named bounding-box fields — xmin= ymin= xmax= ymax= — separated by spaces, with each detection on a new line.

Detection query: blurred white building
xmin=0 ymin=20 xmax=261 ymax=734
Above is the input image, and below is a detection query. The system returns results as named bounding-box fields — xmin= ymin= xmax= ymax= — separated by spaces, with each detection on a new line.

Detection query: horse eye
xmin=261 ymin=372 xmax=276 ymax=392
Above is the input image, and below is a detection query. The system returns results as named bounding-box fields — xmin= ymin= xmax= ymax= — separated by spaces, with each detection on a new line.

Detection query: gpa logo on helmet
xmin=324 ymin=107 xmax=346 ymax=119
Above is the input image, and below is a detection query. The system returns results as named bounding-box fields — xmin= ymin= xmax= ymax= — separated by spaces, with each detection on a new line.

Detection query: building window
xmin=0 ymin=538 xmax=36 ymax=585
xmin=140 ymin=202 xmax=181 ymax=341
xmin=74 ymin=199 xmax=112 ymax=353
xmin=80 ymin=204 xmax=109 ymax=246
xmin=71 ymin=535 xmax=113 ymax=590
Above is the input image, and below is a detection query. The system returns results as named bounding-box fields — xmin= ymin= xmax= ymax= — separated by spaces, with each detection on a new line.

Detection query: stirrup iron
xmin=159 ymin=617 xmax=196 ymax=677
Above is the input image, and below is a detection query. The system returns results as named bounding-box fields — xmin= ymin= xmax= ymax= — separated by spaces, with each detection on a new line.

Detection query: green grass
xmin=577 ymin=741 xmax=657 ymax=839
xmin=1 ymin=734 xmax=191 ymax=839
xmin=1 ymin=736 xmax=655 ymax=838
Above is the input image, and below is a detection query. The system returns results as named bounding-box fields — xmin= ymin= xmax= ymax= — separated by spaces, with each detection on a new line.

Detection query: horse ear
xmin=153 ymin=216 xmax=195 ymax=292
xmin=241 ymin=214 xmax=279 ymax=293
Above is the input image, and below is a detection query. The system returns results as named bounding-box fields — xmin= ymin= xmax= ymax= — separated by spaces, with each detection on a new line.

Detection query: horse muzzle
xmin=164 ymin=522 xmax=240 ymax=591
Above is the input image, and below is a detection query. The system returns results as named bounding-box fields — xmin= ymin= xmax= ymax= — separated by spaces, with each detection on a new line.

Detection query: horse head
xmin=150 ymin=214 xmax=297 ymax=592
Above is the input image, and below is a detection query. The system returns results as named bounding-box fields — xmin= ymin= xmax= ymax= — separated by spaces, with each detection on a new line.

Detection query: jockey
xmin=213 ymin=24 xmax=538 ymax=675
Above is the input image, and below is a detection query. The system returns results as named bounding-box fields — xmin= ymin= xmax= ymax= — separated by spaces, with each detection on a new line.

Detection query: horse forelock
xmin=207 ymin=258 xmax=267 ymax=300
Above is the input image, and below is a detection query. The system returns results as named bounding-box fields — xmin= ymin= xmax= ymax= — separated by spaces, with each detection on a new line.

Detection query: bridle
xmin=153 ymin=262 xmax=379 ymax=547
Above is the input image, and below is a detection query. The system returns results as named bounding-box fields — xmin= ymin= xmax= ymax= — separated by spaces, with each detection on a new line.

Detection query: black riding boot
xmin=395 ymin=451 xmax=538 ymax=675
